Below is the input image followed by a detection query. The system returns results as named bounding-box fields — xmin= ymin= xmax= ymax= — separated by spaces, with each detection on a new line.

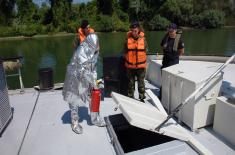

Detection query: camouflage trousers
xmin=126 ymin=68 xmax=146 ymax=100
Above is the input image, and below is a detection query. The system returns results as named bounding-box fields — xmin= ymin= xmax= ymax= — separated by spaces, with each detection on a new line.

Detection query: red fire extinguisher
xmin=91 ymin=89 xmax=101 ymax=112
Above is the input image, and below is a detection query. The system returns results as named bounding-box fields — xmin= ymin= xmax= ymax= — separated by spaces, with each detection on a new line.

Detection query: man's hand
xmin=179 ymin=48 xmax=184 ymax=56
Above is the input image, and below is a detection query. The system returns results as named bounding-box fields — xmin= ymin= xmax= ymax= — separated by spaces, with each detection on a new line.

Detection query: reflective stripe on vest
xmin=78 ymin=28 xmax=95 ymax=42
xmin=125 ymin=31 xmax=147 ymax=69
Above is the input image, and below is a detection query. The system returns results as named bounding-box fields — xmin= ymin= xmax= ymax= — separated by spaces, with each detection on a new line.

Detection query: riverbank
xmin=0 ymin=31 xmax=119 ymax=41
xmin=181 ymin=25 xmax=235 ymax=30
xmin=0 ymin=32 xmax=75 ymax=41
xmin=0 ymin=31 xmax=125 ymax=41
xmin=1 ymin=26 xmax=235 ymax=41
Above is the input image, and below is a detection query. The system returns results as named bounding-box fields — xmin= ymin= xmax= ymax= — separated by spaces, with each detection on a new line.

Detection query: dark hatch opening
xmin=106 ymin=114 xmax=176 ymax=154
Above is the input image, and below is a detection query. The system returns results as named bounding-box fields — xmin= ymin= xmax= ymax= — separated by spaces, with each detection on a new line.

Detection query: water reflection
xmin=39 ymin=53 xmax=56 ymax=69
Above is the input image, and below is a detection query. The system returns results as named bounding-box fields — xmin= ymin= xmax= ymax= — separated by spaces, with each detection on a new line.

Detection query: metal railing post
xmin=18 ymin=68 xmax=24 ymax=93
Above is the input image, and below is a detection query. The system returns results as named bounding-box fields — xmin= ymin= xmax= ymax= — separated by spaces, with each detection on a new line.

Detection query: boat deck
xmin=0 ymin=88 xmax=119 ymax=155
xmin=0 ymin=81 xmax=234 ymax=155
xmin=1 ymin=61 xmax=235 ymax=155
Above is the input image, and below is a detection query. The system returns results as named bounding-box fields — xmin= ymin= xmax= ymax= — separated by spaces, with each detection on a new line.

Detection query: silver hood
xmin=62 ymin=33 xmax=100 ymax=106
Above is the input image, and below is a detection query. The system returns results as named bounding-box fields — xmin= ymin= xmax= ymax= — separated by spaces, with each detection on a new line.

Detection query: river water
xmin=0 ymin=28 xmax=235 ymax=89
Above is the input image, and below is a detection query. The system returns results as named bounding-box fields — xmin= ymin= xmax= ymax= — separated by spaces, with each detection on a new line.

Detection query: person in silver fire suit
xmin=62 ymin=33 xmax=105 ymax=134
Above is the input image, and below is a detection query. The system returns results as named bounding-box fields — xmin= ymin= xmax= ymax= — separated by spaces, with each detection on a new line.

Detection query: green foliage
xmin=159 ymin=0 xmax=181 ymax=23
xmin=0 ymin=0 xmax=232 ymax=38
xmin=0 ymin=0 xmax=16 ymax=26
xmin=112 ymin=13 xmax=129 ymax=31
xmin=95 ymin=15 xmax=114 ymax=32
xmin=38 ymin=3 xmax=52 ymax=25
xmin=178 ymin=0 xmax=193 ymax=25
xmin=44 ymin=24 xmax=57 ymax=34
xmin=159 ymin=0 xmax=193 ymax=25
xmin=190 ymin=9 xmax=225 ymax=28
xmin=116 ymin=9 xmax=129 ymax=22
xmin=225 ymin=16 xmax=235 ymax=26
xmin=93 ymin=12 xmax=129 ymax=32
xmin=0 ymin=26 xmax=19 ymax=37
xmin=97 ymin=0 xmax=115 ymax=15
xmin=192 ymin=0 xmax=233 ymax=15
xmin=82 ymin=1 xmax=97 ymax=19
xmin=200 ymin=10 xmax=225 ymax=28
xmin=66 ymin=21 xmax=79 ymax=33
xmin=16 ymin=0 xmax=37 ymax=24
xmin=17 ymin=24 xmax=37 ymax=37
xmin=0 ymin=24 xmax=41 ymax=37
xmin=49 ymin=0 xmax=72 ymax=28
xmin=119 ymin=0 xmax=129 ymax=12
xmin=190 ymin=14 xmax=201 ymax=27
xmin=147 ymin=14 xmax=171 ymax=30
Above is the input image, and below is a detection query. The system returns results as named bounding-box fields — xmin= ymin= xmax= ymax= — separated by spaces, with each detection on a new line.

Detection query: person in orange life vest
xmin=124 ymin=21 xmax=149 ymax=102
xmin=73 ymin=19 xmax=95 ymax=48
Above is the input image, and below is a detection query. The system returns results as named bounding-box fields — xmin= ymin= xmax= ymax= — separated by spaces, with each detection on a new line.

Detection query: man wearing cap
xmin=73 ymin=19 xmax=95 ymax=48
xmin=160 ymin=23 xmax=184 ymax=68
xmin=124 ymin=21 xmax=148 ymax=102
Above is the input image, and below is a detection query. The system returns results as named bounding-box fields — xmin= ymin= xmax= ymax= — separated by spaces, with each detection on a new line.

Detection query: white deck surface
xmin=0 ymin=90 xmax=38 ymax=155
xmin=0 ymin=89 xmax=119 ymax=155
xmin=0 ymin=76 xmax=235 ymax=155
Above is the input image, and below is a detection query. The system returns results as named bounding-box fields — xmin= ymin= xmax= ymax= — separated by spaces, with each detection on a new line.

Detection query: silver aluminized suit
xmin=62 ymin=33 xmax=105 ymax=134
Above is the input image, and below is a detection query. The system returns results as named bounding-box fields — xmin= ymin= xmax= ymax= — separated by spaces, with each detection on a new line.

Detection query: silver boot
xmin=90 ymin=112 xmax=106 ymax=127
xmin=70 ymin=105 xmax=83 ymax=134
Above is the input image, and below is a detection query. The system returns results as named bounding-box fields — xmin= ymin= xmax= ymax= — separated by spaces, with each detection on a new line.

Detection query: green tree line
xmin=0 ymin=0 xmax=234 ymax=37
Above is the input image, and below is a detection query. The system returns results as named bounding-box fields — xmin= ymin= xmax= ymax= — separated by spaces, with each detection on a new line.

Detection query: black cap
xmin=81 ymin=20 xmax=89 ymax=29
xmin=130 ymin=21 xmax=140 ymax=28
xmin=168 ymin=23 xmax=177 ymax=30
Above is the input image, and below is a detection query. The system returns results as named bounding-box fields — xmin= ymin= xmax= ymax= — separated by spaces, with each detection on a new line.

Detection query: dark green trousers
xmin=126 ymin=68 xmax=146 ymax=100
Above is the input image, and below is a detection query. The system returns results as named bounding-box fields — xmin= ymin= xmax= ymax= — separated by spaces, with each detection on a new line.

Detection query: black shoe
xmin=140 ymin=99 xmax=145 ymax=103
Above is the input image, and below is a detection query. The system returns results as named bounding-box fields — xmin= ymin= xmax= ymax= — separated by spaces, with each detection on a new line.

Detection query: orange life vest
xmin=77 ymin=27 xmax=95 ymax=42
xmin=125 ymin=31 xmax=147 ymax=69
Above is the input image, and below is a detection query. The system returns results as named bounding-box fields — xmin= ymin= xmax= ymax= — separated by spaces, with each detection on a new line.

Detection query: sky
xmin=33 ymin=0 xmax=90 ymax=6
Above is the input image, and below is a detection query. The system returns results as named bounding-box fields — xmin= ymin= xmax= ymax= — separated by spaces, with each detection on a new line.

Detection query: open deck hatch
xmin=105 ymin=114 xmax=176 ymax=154
xmin=109 ymin=92 xmax=213 ymax=155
